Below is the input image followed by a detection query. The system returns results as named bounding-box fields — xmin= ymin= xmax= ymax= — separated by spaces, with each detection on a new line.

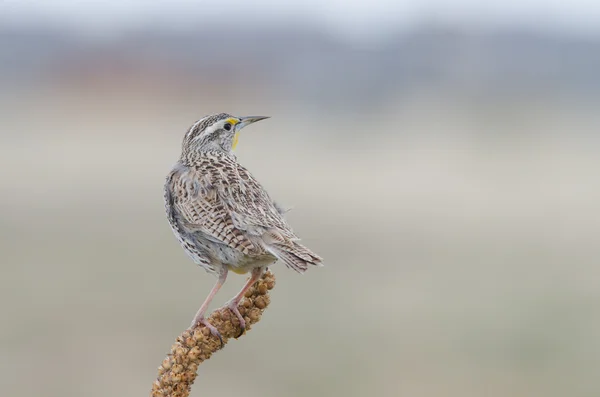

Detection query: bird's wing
xmin=171 ymin=155 xmax=322 ymax=271
xmin=214 ymin=158 xmax=323 ymax=271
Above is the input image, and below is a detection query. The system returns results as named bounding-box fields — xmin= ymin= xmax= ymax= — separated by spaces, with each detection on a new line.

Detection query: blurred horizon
xmin=2 ymin=22 xmax=600 ymax=120
xmin=1 ymin=3 xmax=600 ymax=397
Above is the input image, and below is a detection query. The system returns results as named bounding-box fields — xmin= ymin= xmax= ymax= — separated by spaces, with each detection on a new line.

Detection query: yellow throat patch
xmin=227 ymin=118 xmax=241 ymax=150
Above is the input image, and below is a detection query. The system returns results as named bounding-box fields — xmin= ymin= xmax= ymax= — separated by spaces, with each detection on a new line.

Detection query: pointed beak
xmin=236 ymin=116 xmax=269 ymax=130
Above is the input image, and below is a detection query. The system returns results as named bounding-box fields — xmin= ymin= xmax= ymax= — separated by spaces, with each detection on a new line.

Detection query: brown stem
xmin=150 ymin=271 xmax=276 ymax=397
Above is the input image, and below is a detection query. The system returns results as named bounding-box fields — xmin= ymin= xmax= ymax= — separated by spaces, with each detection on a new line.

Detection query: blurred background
xmin=1 ymin=1 xmax=600 ymax=396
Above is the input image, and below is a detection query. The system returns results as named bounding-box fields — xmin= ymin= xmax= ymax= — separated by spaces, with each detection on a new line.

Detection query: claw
xmin=227 ymin=302 xmax=246 ymax=338
xmin=193 ymin=317 xmax=223 ymax=347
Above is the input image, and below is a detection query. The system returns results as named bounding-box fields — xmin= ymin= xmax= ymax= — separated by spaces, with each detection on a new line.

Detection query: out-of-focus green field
xmin=1 ymin=84 xmax=599 ymax=396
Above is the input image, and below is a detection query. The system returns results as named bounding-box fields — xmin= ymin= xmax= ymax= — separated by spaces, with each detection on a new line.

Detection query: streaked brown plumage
xmin=164 ymin=113 xmax=322 ymax=341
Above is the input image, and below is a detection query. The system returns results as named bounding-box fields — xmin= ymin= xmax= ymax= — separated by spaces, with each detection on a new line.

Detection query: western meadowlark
xmin=164 ymin=113 xmax=322 ymax=341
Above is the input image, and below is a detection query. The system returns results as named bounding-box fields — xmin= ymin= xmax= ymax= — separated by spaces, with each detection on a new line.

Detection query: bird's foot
xmin=226 ymin=300 xmax=246 ymax=338
xmin=191 ymin=317 xmax=223 ymax=347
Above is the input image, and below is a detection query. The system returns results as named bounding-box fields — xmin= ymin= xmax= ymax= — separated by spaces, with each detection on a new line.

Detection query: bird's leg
xmin=190 ymin=268 xmax=228 ymax=345
xmin=225 ymin=267 xmax=265 ymax=337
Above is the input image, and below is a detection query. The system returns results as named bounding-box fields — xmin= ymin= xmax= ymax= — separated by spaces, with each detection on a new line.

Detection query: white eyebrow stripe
xmin=186 ymin=116 xmax=208 ymax=138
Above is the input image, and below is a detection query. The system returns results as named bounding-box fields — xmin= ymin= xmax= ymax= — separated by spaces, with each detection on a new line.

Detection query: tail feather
xmin=267 ymin=243 xmax=322 ymax=274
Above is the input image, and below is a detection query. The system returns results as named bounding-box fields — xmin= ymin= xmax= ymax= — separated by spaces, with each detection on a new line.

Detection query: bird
xmin=164 ymin=113 xmax=322 ymax=342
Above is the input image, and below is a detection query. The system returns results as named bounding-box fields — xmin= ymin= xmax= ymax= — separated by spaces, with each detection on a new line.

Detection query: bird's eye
xmin=224 ymin=123 xmax=232 ymax=131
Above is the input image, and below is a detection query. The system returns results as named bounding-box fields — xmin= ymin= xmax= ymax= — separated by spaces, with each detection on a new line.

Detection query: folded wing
xmin=172 ymin=155 xmax=322 ymax=272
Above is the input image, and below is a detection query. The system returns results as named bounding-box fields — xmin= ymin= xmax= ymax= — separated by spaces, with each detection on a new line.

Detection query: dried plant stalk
xmin=151 ymin=271 xmax=276 ymax=397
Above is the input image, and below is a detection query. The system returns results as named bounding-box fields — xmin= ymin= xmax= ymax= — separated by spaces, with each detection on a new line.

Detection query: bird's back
xmin=165 ymin=151 xmax=322 ymax=273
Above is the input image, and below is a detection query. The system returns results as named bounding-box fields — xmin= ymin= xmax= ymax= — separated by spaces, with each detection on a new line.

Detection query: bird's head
xmin=181 ymin=113 xmax=269 ymax=158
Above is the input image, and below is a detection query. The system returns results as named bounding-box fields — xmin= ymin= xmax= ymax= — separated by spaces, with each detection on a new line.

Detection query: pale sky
xmin=1 ymin=0 xmax=600 ymax=39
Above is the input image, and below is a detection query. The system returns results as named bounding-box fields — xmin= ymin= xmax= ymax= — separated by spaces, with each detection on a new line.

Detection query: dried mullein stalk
xmin=150 ymin=271 xmax=275 ymax=397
